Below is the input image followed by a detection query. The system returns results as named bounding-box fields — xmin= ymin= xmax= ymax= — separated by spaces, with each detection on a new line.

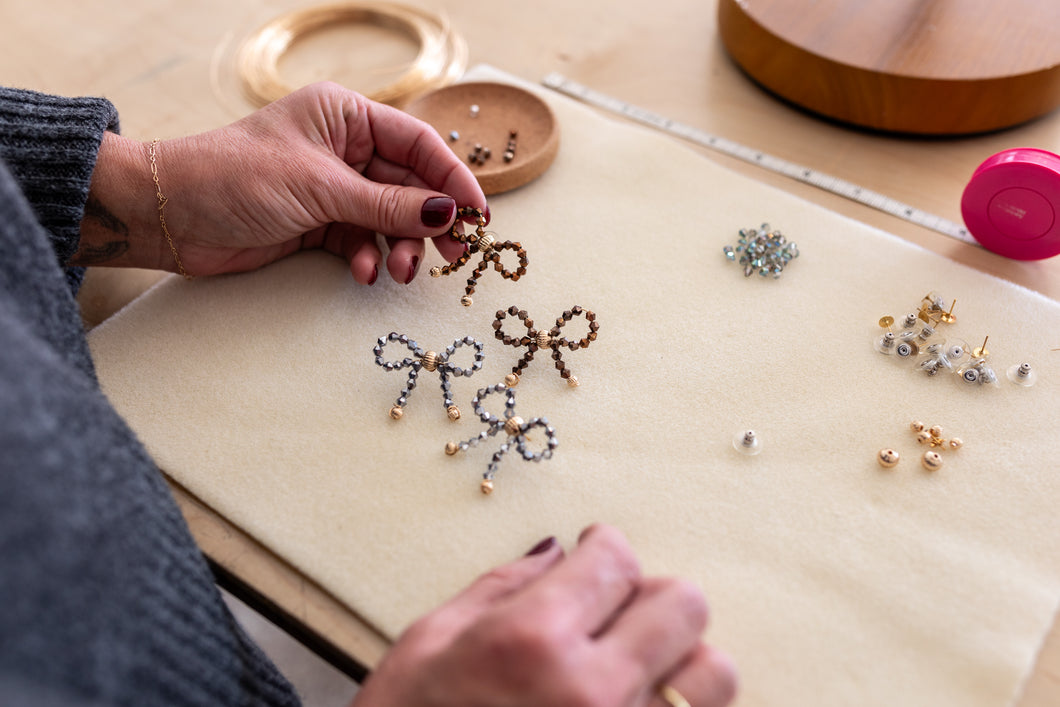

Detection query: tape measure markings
xmin=541 ymin=73 xmax=976 ymax=246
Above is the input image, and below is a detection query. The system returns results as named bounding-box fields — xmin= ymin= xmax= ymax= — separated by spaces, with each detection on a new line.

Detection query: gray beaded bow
xmin=445 ymin=383 xmax=558 ymax=495
xmin=374 ymin=333 xmax=485 ymax=420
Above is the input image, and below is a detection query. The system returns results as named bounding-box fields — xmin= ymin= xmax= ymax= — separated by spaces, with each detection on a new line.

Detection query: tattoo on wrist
xmin=76 ymin=197 xmax=130 ymax=265
xmin=84 ymin=196 xmax=129 ymax=238
xmin=73 ymin=240 xmax=130 ymax=265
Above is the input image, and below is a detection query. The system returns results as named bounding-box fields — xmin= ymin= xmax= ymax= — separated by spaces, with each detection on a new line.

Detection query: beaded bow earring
xmin=444 ymin=383 xmax=558 ymax=495
xmin=374 ymin=332 xmax=485 ymax=420
xmin=492 ymin=305 xmax=599 ymax=387
xmin=430 ymin=207 xmax=528 ymax=307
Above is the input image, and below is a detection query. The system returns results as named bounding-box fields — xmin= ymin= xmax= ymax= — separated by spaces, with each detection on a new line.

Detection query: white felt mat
xmin=88 ymin=67 xmax=1060 ymax=707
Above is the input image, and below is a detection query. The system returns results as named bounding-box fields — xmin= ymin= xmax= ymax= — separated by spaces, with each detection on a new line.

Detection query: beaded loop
xmin=493 ymin=305 xmax=599 ymax=387
xmin=445 ymin=383 xmax=558 ymax=494
xmin=429 ymin=207 xmax=528 ymax=306
xmin=374 ymin=332 xmax=485 ymax=420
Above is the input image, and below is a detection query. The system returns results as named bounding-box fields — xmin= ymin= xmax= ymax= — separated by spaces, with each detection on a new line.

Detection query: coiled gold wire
xmin=237 ymin=2 xmax=467 ymax=107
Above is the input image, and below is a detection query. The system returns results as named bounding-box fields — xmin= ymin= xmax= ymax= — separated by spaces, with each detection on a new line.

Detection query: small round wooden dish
xmin=405 ymin=82 xmax=560 ymax=194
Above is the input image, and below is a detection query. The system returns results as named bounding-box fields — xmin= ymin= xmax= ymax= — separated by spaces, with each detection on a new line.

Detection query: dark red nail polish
xmin=404 ymin=256 xmax=419 ymax=285
xmin=367 ymin=265 xmax=378 ymax=286
xmin=421 ymin=196 xmax=456 ymax=228
xmin=525 ymin=536 xmax=557 ymax=556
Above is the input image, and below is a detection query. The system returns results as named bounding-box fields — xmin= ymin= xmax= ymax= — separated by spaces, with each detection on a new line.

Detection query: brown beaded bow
xmin=493 ymin=305 xmax=599 ymax=387
xmin=429 ymin=207 xmax=528 ymax=307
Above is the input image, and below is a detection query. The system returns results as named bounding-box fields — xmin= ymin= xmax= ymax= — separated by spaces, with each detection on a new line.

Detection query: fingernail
xmin=483 ymin=205 xmax=491 ymax=225
xmin=525 ymin=536 xmax=557 ymax=556
xmin=421 ymin=196 xmax=456 ymax=228
xmin=367 ymin=265 xmax=378 ymax=286
xmin=404 ymin=256 xmax=419 ymax=285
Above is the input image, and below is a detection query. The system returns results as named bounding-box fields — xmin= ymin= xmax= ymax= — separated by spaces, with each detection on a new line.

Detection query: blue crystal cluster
xmin=723 ymin=223 xmax=799 ymax=278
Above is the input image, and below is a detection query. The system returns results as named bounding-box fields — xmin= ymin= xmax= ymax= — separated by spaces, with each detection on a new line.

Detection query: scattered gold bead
xmin=445 ymin=441 xmax=459 ymax=455
xmin=566 ymin=375 xmax=579 ymax=388
xmin=504 ymin=416 xmax=525 ymax=437
xmin=422 ymin=351 xmax=439 ymax=372
xmin=480 ymin=479 xmax=494 ymax=495
xmin=429 ymin=266 xmax=442 ymax=277
xmin=916 ymin=431 xmax=932 ymax=445
xmin=949 ymin=437 xmax=963 ymax=450
xmin=911 ymin=421 xmax=925 ymax=433
xmin=504 ymin=373 xmax=520 ymax=387
xmin=877 ymin=448 xmax=900 ymax=468
xmin=447 ymin=405 xmax=461 ymax=421
xmin=389 ymin=406 xmax=404 ymax=420
xmin=921 ymin=451 xmax=944 ymax=471
xmin=460 ymin=294 xmax=473 ymax=307
xmin=929 ymin=425 xmax=943 ymax=439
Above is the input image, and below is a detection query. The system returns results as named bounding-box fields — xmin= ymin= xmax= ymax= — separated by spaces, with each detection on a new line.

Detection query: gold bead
xmin=921 ymin=451 xmax=944 ymax=471
xmin=445 ymin=441 xmax=459 ymax=456
xmin=504 ymin=372 xmax=520 ymax=387
xmin=460 ymin=295 xmax=473 ymax=307
xmin=480 ymin=479 xmax=494 ymax=494
xmin=477 ymin=233 xmax=496 ymax=252
xmin=949 ymin=437 xmax=963 ymax=450
xmin=535 ymin=331 xmax=552 ymax=349
xmin=877 ymin=448 xmax=900 ymax=468
xmin=928 ymin=425 xmax=943 ymax=439
xmin=421 ymin=351 xmax=439 ymax=372
xmin=566 ymin=375 xmax=579 ymax=388
xmin=430 ymin=266 xmax=442 ymax=277
xmin=447 ymin=405 xmax=461 ymax=421
xmin=389 ymin=406 xmax=404 ymax=420
xmin=504 ymin=416 xmax=525 ymax=437
xmin=916 ymin=431 xmax=932 ymax=445
xmin=911 ymin=420 xmax=925 ymax=433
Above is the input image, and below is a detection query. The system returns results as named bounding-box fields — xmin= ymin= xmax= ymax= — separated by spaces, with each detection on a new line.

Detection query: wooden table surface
xmin=4 ymin=0 xmax=1058 ymax=702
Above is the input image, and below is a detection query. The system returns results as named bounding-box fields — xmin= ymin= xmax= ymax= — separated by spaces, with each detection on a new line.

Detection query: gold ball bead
xmin=445 ymin=441 xmax=459 ymax=456
xmin=929 ymin=425 xmax=943 ymax=439
xmin=504 ymin=416 xmax=525 ymax=437
xmin=478 ymin=233 xmax=496 ymax=252
xmin=429 ymin=266 xmax=442 ymax=277
xmin=921 ymin=451 xmax=944 ymax=471
xmin=504 ymin=373 xmax=520 ymax=387
xmin=421 ymin=351 xmax=438 ymax=372
xmin=460 ymin=295 xmax=473 ymax=307
xmin=916 ymin=431 xmax=932 ymax=445
xmin=480 ymin=479 xmax=494 ymax=495
xmin=877 ymin=448 xmax=900 ymax=468
xmin=949 ymin=437 xmax=963 ymax=450
xmin=447 ymin=405 xmax=461 ymax=421
xmin=389 ymin=406 xmax=404 ymax=420
xmin=911 ymin=420 xmax=925 ymax=433
xmin=535 ymin=332 xmax=553 ymax=349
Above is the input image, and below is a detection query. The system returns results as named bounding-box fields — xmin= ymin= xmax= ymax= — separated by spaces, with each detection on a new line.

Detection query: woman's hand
xmin=353 ymin=524 xmax=737 ymax=707
xmin=76 ymin=82 xmax=487 ymax=284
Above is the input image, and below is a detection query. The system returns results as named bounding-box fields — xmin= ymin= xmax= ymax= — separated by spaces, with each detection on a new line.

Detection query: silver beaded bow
xmin=374 ymin=333 xmax=485 ymax=420
xmin=723 ymin=223 xmax=799 ymax=278
xmin=445 ymin=383 xmax=558 ymax=494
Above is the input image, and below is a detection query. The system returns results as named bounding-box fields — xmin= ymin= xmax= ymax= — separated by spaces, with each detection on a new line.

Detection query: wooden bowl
xmin=405 ymin=81 xmax=560 ymax=194
xmin=718 ymin=0 xmax=1060 ymax=135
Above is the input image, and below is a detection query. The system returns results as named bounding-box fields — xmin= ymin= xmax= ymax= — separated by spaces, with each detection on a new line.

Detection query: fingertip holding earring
xmin=431 ymin=207 xmax=528 ymax=306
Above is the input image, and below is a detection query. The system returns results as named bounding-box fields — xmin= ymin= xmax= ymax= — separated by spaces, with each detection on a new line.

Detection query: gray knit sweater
xmin=0 ymin=87 xmax=300 ymax=706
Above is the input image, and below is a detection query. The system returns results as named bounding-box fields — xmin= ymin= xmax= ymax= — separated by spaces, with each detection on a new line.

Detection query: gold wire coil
xmin=237 ymin=2 xmax=467 ymax=107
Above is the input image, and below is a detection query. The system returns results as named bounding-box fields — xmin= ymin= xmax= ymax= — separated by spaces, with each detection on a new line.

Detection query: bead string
xmin=430 ymin=206 xmax=528 ymax=307
xmin=374 ymin=332 xmax=485 ymax=420
xmin=493 ymin=305 xmax=599 ymax=387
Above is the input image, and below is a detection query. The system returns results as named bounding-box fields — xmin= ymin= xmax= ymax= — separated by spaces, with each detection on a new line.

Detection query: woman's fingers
xmin=651 ymin=643 xmax=739 ymax=707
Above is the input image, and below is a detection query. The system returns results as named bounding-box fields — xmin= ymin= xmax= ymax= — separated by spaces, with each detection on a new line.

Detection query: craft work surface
xmin=404 ymin=81 xmax=559 ymax=194
xmin=88 ymin=67 xmax=1060 ymax=707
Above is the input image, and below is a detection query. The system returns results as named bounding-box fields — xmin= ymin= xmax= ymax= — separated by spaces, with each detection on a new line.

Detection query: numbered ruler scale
xmin=542 ymin=73 xmax=975 ymax=246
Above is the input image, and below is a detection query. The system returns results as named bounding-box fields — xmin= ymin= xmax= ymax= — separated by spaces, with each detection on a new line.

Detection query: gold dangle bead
xmin=430 ymin=266 xmax=442 ymax=277
xmin=460 ymin=294 xmax=473 ymax=307
xmin=566 ymin=375 xmax=579 ymax=387
xmin=445 ymin=441 xmax=459 ymax=456
xmin=389 ymin=406 xmax=404 ymax=420
xmin=480 ymin=479 xmax=494 ymax=494
xmin=504 ymin=372 xmax=520 ymax=387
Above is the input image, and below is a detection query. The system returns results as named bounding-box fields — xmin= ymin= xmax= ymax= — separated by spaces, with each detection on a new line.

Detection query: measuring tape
xmin=541 ymin=73 xmax=976 ymax=246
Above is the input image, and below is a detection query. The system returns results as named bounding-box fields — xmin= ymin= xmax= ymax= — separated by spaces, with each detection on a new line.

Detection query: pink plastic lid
xmin=960 ymin=147 xmax=1060 ymax=260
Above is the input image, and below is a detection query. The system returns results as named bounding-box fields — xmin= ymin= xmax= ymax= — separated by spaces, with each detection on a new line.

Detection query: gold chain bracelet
xmin=148 ymin=139 xmax=192 ymax=280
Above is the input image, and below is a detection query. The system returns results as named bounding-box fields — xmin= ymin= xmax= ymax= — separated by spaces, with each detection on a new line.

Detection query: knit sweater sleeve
xmin=0 ymin=87 xmax=119 ymax=267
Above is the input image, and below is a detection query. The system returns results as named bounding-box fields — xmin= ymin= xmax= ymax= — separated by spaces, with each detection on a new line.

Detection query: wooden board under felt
xmin=88 ymin=68 xmax=1060 ymax=707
